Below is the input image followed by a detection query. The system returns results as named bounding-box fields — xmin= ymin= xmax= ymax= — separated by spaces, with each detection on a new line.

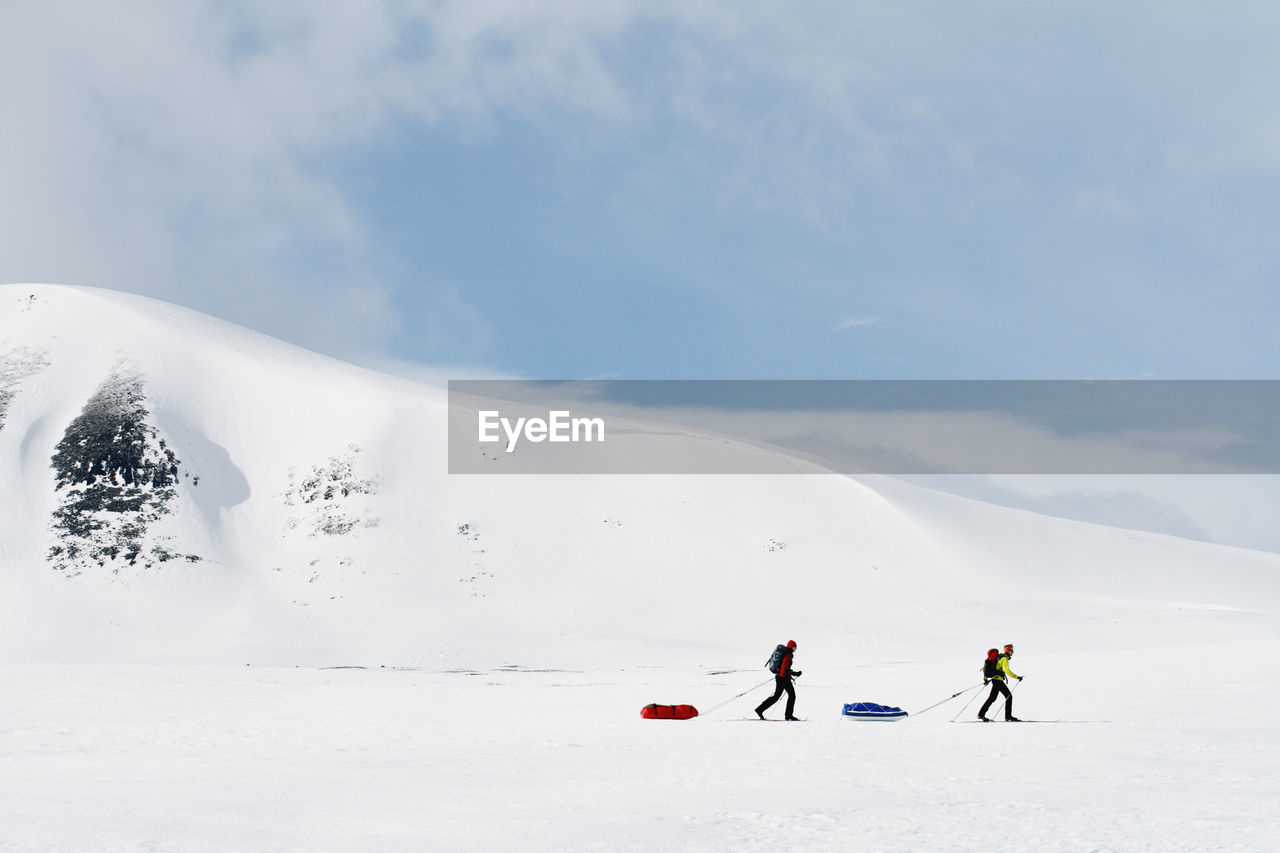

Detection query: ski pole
xmin=994 ymin=677 xmax=1022 ymax=718
xmin=700 ymin=677 xmax=774 ymax=717
xmin=952 ymin=682 xmax=986 ymax=722
xmin=914 ymin=683 xmax=983 ymax=716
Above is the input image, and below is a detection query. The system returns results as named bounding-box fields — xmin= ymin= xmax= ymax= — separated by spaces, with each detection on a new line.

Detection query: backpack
xmin=766 ymin=644 xmax=790 ymax=674
xmin=982 ymin=648 xmax=999 ymax=680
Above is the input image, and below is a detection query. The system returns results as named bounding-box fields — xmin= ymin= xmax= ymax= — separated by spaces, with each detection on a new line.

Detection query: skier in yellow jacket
xmin=978 ymin=643 xmax=1023 ymax=722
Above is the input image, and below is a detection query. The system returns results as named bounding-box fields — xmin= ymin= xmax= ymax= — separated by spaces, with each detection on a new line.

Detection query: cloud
xmin=4 ymin=1 xmax=1280 ymax=376
xmin=0 ymin=1 xmax=654 ymax=359
xmin=2 ymin=3 xmax=387 ymax=352
xmin=835 ymin=315 xmax=885 ymax=331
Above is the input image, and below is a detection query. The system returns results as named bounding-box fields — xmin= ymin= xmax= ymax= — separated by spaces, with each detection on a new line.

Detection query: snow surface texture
xmin=1 ymin=284 xmax=1278 ymax=850
xmin=1 ymin=645 xmax=1276 ymax=852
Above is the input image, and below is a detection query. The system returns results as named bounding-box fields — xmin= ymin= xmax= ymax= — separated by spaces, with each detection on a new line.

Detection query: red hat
xmin=786 ymin=640 xmax=797 ymax=649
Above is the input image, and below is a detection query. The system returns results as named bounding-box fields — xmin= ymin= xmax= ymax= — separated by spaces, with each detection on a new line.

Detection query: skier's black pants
xmin=978 ymin=679 xmax=1013 ymax=719
xmin=756 ymin=676 xmax=796 ymax=718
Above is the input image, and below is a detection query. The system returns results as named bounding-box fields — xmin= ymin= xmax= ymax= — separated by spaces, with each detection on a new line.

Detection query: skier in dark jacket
xmin=978 ymin=643 xmax=1023 ymax=721
xmin=755 ymin=640 xmax=802 ymax=720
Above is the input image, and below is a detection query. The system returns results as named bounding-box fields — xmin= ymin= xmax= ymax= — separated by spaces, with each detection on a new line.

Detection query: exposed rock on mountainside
xmin=47 ymin=366 xmax=199 ymax=576
xmin=282 ymin=444 xmax=380 ymax=537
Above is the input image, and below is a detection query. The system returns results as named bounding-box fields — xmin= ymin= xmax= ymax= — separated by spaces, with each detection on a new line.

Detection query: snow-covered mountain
xmin=2 ymin=284 xmax=1277 ymax=666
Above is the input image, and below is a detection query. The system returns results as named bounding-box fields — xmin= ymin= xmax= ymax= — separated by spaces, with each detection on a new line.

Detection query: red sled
xmin=640 ymin=703 xmax=699 ymax=720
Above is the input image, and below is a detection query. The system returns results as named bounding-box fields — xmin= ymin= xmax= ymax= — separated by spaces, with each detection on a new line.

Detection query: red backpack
xmin=982 ymin=648 xmax=999 ymax=680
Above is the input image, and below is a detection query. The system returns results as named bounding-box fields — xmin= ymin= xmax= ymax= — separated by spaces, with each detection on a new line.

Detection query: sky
xmin=6 ymin=1 xmax=1280 ymax=381
xmin=5 ymin=2 xmax=1280 ymax=548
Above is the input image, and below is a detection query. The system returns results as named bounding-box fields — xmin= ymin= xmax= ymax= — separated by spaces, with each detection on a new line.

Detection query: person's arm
xmin=1000 ymin=657 xmax=1021 ymax=680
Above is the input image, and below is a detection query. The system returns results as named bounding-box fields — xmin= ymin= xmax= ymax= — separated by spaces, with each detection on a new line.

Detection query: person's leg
xmin=978 ymin=681 xmax=1001 ymax=719
xmin=755 ymin=678 xmax=785 ymax=716
xmin=783 ymin=680 xmax=797 ymax=719
xmin=1000 ymin=681 xmax=1015 ymax=720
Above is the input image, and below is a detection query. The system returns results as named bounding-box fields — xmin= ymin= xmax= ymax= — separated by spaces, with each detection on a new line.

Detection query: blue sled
xmin=842 ymin=702 xmax=908 ymax=721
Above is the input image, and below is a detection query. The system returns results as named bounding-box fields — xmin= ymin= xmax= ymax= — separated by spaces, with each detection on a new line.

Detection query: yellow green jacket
xmin=994 ymin=654 xmax=1020 ymax=681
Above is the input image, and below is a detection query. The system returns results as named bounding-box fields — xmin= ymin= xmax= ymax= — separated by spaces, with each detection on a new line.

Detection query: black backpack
xmin=766 ymin=644 xmax=789 ymax=674
xmin=983 ymin=649 xmax=999 ymax=680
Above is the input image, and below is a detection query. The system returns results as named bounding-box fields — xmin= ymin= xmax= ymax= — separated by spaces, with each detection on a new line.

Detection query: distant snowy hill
xmin=2 ymin=284 xmax=1277 ymax=666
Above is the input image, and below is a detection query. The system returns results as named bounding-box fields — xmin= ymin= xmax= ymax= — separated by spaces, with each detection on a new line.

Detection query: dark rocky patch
xmin=48 ymin=367 xmax=199 ymax=576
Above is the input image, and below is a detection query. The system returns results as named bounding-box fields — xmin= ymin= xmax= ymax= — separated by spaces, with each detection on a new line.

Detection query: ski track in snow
xmin=1 ymin=642 xmax=1276 ymax=852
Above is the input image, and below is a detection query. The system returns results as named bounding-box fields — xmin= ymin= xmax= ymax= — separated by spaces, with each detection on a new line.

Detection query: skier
xmin=978 ymin=643 xmax=1023 ymax=722
xmin=755 ymin=640 xmax=802 ymax=720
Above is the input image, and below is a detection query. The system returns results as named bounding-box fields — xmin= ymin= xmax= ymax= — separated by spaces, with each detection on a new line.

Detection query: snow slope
xmin=3 ymin=284 xmax=1279 ymax=852
xmin=1 ymin=283 xmax=1277 ymax=668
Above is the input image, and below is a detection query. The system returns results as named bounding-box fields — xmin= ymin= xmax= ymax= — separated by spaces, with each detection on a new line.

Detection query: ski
xmin=738 ymin=717 xmax=807 ymax=722
xmin=953 ymin=718 xmax=1063 ymax=723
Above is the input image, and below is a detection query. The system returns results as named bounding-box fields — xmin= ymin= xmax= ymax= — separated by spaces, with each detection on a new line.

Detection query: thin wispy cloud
xmin=835 ymin=315 xmax=886 ymax=331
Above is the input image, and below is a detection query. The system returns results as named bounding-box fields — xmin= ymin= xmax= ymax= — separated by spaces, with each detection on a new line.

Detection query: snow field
xmin=2 ymin=641 xmax=1276 ymax=852
xmin=4 ymin=285 xmax=1279 ymax=850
